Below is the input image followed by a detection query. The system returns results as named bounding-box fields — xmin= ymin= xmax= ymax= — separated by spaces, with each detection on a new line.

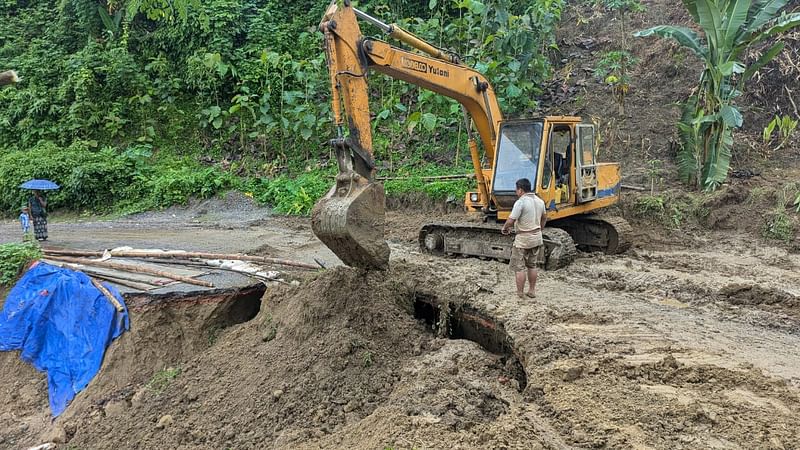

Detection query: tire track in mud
xmin=423 ymin=241 xmax=800 ymax=449
xmin=565 ymin=246 xmax=800 ymax=325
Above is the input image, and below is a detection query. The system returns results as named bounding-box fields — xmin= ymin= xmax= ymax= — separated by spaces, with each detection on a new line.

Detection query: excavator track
xmin=550 ymin=215 xmax=632 ymax=254
xmin=419 ymin=223 xmax=577 ymax=270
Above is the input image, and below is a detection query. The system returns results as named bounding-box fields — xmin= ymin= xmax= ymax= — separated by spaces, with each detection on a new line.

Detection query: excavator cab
xmin=487 ymin=117 xmax=594 ymax=214
xmin=490 ymin=120 xmax=544 ymax=210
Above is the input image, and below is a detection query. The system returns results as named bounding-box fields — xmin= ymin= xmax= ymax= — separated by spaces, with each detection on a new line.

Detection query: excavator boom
xmin=313 ymin=1 xmax=630 ymax=271
xmin=313 ymin=1 xmax=502 ymax=270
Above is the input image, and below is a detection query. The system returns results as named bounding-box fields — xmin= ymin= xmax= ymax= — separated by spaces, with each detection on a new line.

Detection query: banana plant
xmin=635 ymin=0 xmax=800 ymax=191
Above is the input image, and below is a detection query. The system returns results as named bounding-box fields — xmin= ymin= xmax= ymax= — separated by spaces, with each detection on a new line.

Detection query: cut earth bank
xmin=0 ymin=195 xmax=798 ymax=449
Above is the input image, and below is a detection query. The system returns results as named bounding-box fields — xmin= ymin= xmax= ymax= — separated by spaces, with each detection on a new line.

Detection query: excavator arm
xmin=312 ymin=1 xmax=503 ymax=270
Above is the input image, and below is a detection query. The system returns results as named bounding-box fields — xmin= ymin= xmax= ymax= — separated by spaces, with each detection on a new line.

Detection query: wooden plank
xmin=46 ymin=256 xmax=214 ymax=288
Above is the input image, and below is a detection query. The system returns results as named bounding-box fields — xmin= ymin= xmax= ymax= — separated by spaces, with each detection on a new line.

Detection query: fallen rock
xmin=156 ymin=414 xmax=174 ymax=429
xmin=130 ymin=389 xmax=147 ymax=408
xmin=562 ymin=365 xmax=584 ymax=382
xmin=343 ymin=399 xmax=359 ymax=413
xmin=104 ymin=399 xmax=129 ymax=417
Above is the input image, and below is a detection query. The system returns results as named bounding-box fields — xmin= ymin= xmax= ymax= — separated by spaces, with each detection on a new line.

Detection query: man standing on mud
xmin=501 ymin=178 xmax=547 ymax=299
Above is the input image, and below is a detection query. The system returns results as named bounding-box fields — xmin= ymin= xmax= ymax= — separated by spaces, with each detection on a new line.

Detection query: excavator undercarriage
xmin=419 ymin=215 xmax=630 ymax=270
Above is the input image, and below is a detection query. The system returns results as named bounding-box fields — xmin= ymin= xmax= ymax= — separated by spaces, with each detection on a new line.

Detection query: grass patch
xmin=146 ymin=367 xmax=181 ymax=394
xmin=762 ymin=210 xmax=795 ymax=241
xmin=361 ymin=350 xmax=373 ymax=368
xmin=260 ymin=313 xmax=277 ymax=342
xmin=382 ymin=162 xmax=473 ymax=201
xmin=630 ymin=191 xmax=714 ymax=230
xmin=247 ymin=170 xmax=333 ymax=216
xmin=632 ymin=194 xmax=683 ymax=229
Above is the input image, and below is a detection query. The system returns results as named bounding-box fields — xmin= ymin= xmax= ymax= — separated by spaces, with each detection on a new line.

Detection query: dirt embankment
xmin=4 ymin=233 xmax=798 ymax=450
xmin=0 ymin=281 xmax=265 ymax=448
xmin=58 ymin=264 xmax=531 ymax=449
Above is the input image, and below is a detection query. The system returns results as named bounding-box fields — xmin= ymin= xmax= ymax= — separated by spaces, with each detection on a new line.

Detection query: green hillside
xmin=0 ymin=0 xmax=565 ymax=215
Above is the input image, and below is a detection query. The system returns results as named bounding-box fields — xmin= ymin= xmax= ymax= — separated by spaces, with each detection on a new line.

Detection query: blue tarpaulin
xmin=0 ymin=262 xmax=129 ymax=417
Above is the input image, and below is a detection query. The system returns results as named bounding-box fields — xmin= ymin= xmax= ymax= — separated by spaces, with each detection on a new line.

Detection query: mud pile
xmin=55 ymin=264 xmax=523 ymax=449
xmin=0 ymin=281 xmax=265 ymax=448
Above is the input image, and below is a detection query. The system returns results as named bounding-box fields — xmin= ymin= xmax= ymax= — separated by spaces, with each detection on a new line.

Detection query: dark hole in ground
xmin=413 ymin=293 xmax=527 ymax=390
xmin=221 ymin=285 xmax=265 ymax=325
xmin=202 ymin=284 xmax=266 ymax=341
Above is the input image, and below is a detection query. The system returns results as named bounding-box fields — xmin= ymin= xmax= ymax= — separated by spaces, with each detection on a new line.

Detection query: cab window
xmin=491 ymin=121 xmax=543 ymax=193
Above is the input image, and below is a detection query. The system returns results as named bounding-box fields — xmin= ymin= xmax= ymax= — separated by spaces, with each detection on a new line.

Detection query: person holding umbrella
xmin=28 ymin=190 xmax=48 ymax=241
xmin=20 ymin=179 xmax=59 ymax=242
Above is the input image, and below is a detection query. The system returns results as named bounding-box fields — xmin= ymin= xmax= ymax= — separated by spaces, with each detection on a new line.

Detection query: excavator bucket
xmin=311 ymin=179 xmax=390 ymax=270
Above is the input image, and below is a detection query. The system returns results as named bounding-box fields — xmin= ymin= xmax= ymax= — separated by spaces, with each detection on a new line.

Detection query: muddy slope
xmin=60 ymin=265 xmax=534 ymax=449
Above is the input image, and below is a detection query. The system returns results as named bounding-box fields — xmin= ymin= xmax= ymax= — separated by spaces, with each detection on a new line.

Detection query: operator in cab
xmin=501 ymin=178 xmax=547 ymax=299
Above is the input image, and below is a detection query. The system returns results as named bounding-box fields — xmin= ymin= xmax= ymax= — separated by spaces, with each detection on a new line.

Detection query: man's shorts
xmin=509 ymin=245 xmax=545 ymax=272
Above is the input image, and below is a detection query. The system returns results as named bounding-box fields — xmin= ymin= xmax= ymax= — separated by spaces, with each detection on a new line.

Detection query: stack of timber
xmin=41 ymin=247 xmax=320 ymax=292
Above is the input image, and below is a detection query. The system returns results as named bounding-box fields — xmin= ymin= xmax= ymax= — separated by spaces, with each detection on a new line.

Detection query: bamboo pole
xmin=143 ymin=258 xmax=287 ymax=285
xmin=376 ymin=173 xmax=474 ymax=181
xmin=621 ymin=184 xmax=647 ymax=191
xmin=90 ymin=278 xmax=125 ymax=312
xmin=44 ymin=259 xmax=163 ymax=289
xmin=91 ymin=275 xmax=154 ymax=292
xmin=46 ymin=256 xmax=215 ymax=288
xmin=43 ymin=249 xmax=320 ymax=270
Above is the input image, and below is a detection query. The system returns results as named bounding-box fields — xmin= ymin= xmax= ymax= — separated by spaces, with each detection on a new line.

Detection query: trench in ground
xmin=413 ymin=293 xmax=527 ymax=390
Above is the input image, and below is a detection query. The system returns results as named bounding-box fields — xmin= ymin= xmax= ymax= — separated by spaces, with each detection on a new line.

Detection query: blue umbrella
xmin=20 ymin=179 xmax=59 ymax=190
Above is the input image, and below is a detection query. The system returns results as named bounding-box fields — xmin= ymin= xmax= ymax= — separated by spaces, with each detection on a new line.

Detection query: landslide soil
xmin=2 ymin=189 xmax=800 ymax=449
xmin=2 ymin=0 xmax=800 ymax=448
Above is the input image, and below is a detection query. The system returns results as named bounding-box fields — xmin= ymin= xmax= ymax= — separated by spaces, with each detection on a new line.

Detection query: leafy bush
xmin=0 ymin=242 xmax=42 ymax=286
xmin=0 ymin=141 xmax=238 ymax=215
xmin=594 ymin=50 xmax=639 ymax=112
xmin=250 ymin=171 xmax=332 ymax=215
xmin=631 ymin=194 xmax=688 ymax=229
xmin=633 ymin=195 xmax=665 ymax=217
xmin=763 ymin=115 xmax=798 ymax=151
xmin=149 ymin=166 xmax=238 ymax=207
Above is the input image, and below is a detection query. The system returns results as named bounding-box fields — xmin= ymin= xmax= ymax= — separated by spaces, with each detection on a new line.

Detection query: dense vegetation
xmin=0 ymin=0 xmax=566 ymax=215
xmin=636 ymin=0 xmax=800 ymax=191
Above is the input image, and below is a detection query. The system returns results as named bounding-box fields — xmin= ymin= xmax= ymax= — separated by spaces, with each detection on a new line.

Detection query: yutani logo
xmin=400 ymin=57 xmax=450 ymax=78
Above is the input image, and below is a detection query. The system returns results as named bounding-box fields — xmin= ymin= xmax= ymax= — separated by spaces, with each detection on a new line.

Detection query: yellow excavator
xmin=312 ymin=1 xmax=631 ymax=270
